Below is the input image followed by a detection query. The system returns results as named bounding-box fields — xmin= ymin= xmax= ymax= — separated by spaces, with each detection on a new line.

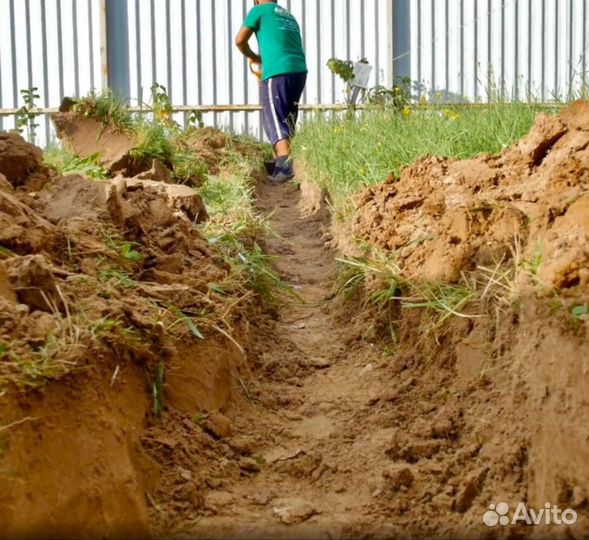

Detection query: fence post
xmin=386 ymin=0 xmax=394 ymax=88
xmin=99 ymin=0 xmax=108 ymax=90
xmin=392 ymin=0 xmax=411 ymax=84
xmin=100 ymin=0 xmax=130 ymax=98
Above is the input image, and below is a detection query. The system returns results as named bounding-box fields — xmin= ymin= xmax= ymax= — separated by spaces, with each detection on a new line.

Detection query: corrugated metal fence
xmin=400 ymin=0 xmax=588 ymax=102
xmin=0 ymin=0 xmax=587 ymax=147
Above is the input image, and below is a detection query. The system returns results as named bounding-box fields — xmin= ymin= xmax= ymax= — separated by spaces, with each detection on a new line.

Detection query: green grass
xmin=172 ymin=150 xmax=208 ymax=184
xmin=44 ymin=145 xmax=108 ymax=179
xmin=292 ymin=103 xmax=556 ymax=212
xmin=199 ymin=157 xmax=289 ymax=303
xmin=72 ymin=89 xmax=135 ymax=133
xmin=129 ymin=120 xmax=175 ymax=165
xmin=337 ymin=253 xmax=478 ymax=328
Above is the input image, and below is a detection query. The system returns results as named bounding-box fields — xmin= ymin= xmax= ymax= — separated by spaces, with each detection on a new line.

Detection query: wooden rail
xmin=0 ymin=101 xmax=565 ymax=118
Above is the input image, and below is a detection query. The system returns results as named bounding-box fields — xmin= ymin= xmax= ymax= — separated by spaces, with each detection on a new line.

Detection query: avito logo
xmin=483 ymin=502 xmax=577 ymax=527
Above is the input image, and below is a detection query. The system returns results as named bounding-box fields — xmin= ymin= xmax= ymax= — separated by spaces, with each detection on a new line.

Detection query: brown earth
xmin=174 ymin=173 xmax=587 ymax=538
xmin=1 ymin=102 xmax=588 ymax=539
xmin=171 ymin=103 xmax=588 ymax=538
xmin=352 ymin=100 xmax=589 ymax=289
xmin=0 ymin=132 xmax=258 ymax=538
xmin=51 ymin=112 xmax=139 ymax=173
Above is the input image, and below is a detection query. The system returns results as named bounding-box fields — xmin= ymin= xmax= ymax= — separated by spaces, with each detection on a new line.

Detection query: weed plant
xmin=44 ymin=144 xmax=108 ymax=179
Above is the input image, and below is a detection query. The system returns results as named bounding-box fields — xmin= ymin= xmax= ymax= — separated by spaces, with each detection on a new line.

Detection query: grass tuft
xmin=293 ymin=103 xmax=554 ymax=213
xmin=72 ymin=89 xmax=135 ymax=133
xmin=44 ymin=144 xmax=108 ymax=179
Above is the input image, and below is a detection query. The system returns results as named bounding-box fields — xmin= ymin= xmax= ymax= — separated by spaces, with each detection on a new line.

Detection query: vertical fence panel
xmin=406 ymin=0 xmax=587 ymax=101
xmin=1 ymin=0 xmax=390 ymax=143
xmin=0 ymin=0 xmax=104 ymax=145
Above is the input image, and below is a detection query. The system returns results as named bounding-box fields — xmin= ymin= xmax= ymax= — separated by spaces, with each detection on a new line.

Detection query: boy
xmin=235 ymin=0 xmax=307 ymax=184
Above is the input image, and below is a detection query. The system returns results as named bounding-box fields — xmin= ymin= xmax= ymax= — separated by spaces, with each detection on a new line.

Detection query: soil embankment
xmin=0 ymin=129 xmax=258 ymax=537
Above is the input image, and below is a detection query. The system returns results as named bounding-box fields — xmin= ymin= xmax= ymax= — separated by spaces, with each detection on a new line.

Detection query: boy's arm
xmin=235 ymin=27 xmax=262 ymax=64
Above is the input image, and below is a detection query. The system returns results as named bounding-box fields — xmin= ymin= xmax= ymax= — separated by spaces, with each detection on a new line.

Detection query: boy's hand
xmin=249 ymin=60 xmax=262 ymax=80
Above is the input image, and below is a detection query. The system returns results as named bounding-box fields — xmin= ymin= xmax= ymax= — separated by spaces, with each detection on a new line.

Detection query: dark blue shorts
xmin=261 ymin=72 xmax=307 ymax=146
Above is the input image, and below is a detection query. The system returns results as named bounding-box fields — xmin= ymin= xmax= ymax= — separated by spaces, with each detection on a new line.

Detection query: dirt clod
xmin=272 ymin=498 xmax=318 ymax=525
xmin=203 ymin=411 xmax=234 ymax=439
xmin=0 ymin=132 xmax=43 ymax=186
xmin=353 ymin=100 xmax=589 ymax=286
xmin=454 ymin=467 xmax=488 ymax=512
xmin=382 ymin=465 xmax=414 ymax=490
xmin=51 ymin=112 xmax=137 ymax=172
xmin=239 ymin=457 xmax=261 ymax=473
xmin=133 ymin=158 xmax=172 ymax=183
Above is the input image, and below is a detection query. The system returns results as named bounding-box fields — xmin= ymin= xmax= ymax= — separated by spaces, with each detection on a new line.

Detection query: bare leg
xmin=275 ymin=138 xmax=290 ymax=158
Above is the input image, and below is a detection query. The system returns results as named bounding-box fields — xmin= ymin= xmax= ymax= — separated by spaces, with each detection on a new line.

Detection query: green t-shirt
xmin=243 ymin=3 xmax=307 ymax=81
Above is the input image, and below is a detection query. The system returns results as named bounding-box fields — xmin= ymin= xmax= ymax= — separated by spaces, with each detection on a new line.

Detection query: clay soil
xmin=0 ymin=102 xmax=588 ymax=539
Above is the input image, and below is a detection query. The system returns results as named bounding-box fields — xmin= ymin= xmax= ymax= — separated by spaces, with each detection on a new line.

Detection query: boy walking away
xmin=236 ymin=0 xmax=307 ymax=184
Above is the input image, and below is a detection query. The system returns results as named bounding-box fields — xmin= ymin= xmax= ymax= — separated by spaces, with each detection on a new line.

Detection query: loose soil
xmin=1 ymin=103 xmax=588 ymax=539
xmin=0 ymin=129 xmax=256 ymax=538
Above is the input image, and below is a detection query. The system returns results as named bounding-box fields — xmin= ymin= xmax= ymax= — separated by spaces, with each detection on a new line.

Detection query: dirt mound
xmin=324 ymin=102 xmax=589 ymax=537
xmin=176 ymin=127 xmax=261 ymax=176
xmin=0 ymin=132 xmax=44 ymax=185
xmin=51 ymin=111 xmax=138 ymax=172
xmin=0 ymin=132 xmax=259 ymax=537
xmin=353 ymin=100 xmax=589 ymax=290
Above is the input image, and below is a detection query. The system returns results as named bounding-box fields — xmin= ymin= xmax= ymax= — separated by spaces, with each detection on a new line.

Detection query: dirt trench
xmin=181 ymin=163 xmax=588 ymax=539
xmin=1 ymin=105 xmax=586 ymax=538
xmin=182 ymin=180 xmax=407 ymax=538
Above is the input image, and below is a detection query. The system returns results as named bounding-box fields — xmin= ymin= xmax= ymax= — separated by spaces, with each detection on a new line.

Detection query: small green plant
xmin=192 ymin=412 xmax=209 ymax=424
xmin=0 ymin=246 xmax=17 ymax=259
xmin=327 ymin=57 xmax=369 ymax=109
xmin=99 ymin=269 xmax=136 ymax=289
xmin=120 ymin=242 xmax=143 ymax=263
xmin=102 ymin=233 xmax=144 ymax=267
xmin=44 ymin=146 xmax=108 ymax=179
xmin=521 ymin=242 xmax=543 ymax=277
xmin=187 ymin=109 xmax=204 ymax=129
xmin=16 ymin=87 xmax=40 ymax=144
xmin=130 ymin=121 xmax=175 ymax=165
xmin=366 ymin=77 xmax=412 ymax=110
xmin=327 ymin=58 xmax=356 ymax=82
xmin=150 ymin=83 xmax=175 ymax=125
xmin=172 ymin=151 xmax=208 ymax=185
xmin=571 ymin=305 xmax=589 ymax=321
xmin=168 ymin=306 xmax=205 ymax=339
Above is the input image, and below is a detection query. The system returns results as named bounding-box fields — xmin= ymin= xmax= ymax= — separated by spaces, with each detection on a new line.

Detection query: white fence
xmin=0 ymin=0 xmax=587 ymax=147
xmin=404 ymin=0 xmax=588 ymax=102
